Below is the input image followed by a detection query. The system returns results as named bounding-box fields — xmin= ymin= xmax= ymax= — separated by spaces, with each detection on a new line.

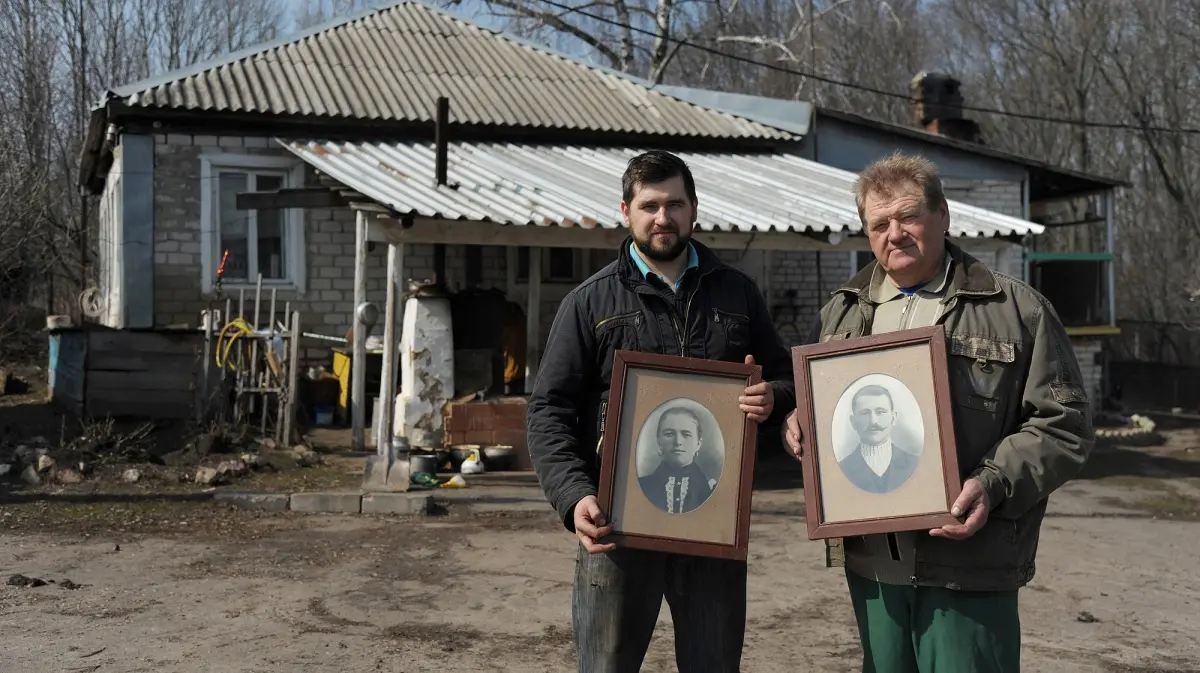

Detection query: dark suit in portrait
xmin=839 ymin=383 xmax=921 ymax=494
xmin=837 ymin=443 xmax=920 ymax=494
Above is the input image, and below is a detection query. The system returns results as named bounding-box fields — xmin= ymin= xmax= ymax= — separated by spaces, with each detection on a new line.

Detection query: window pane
xmin=548 ymin=248 xmax=575 ymax=279
xmin=255 ymin=174 xmax=286 ymax=280
xmin=517 ymin=247 xmax=529 ymax=279
xmin=218 ymin=172 xmax=249 ymax=281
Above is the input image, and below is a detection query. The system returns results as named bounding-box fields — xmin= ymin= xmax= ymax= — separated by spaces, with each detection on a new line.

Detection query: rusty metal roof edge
xmin=101 ymin=1 xmax=792 ymax=141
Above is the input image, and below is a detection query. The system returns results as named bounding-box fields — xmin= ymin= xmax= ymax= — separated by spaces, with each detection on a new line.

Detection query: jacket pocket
xmin=595 ymin=311 xmax=643 ymax=383
xmin=947 ymin=334 xmax=1018 ymax=472
xmin=707 ymin=308 xmax=750 ymax=361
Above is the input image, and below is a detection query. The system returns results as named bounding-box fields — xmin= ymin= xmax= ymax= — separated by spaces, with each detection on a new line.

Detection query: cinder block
xmin=214 ymin=492 xmax=291 ymax=512
xmin=289 ymin=492 xmax=362 ymax=514
xmin=362 ymin=493 xmax=435 ymax=515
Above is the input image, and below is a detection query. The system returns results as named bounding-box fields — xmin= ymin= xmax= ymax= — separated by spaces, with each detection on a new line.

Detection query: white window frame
xmin=199 ymin=152 xmax=307 ymax=295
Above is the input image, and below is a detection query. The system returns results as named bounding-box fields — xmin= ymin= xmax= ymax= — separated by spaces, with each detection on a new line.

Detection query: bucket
xmin=314 ymin=405 xmax=334 ymax=426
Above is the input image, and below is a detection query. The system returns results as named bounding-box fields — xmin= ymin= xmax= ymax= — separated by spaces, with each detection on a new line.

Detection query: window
xmin=517 ymin=247 xmax=587 ymax=283
xmin=1028 ymin=253 xmax=1112 ymax=327
xmin=200 ymin=154 xmax=306 ymax=294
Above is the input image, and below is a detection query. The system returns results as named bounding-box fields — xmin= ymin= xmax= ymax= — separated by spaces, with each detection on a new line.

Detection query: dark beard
xmin=634 ymin=231 xmax=690 ymax=262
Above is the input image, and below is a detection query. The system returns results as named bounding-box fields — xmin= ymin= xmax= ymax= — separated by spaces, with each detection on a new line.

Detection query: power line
xmin=533 ymin=0 xmax=1200 ymax=135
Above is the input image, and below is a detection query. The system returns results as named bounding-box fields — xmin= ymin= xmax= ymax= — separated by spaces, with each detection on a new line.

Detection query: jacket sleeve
xmin=526 ymin=289 xmax=598 ymax=533
xmin=970 ymin=298 xmax=1095 ymax=520
xmin=746 ymin=285 xmax=795 ymax=426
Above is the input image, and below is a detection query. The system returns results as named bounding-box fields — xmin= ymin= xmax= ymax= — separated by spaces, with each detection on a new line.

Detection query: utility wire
xmin=534 ymin=0 xmax=1200 ymax=135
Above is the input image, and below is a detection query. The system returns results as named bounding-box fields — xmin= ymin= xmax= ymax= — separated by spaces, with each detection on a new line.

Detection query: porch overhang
xmin=279 ymin=139 xmax=1045 ymax=245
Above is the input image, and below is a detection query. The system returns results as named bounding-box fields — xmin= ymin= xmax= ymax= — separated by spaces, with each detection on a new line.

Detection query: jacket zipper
xmin=595 ymin=312 xmax=641 ymax=331
xmin=669 ymin=285 xmax=700 ymax=357
xmin=595 ymin=400 xmax=607 ymax=454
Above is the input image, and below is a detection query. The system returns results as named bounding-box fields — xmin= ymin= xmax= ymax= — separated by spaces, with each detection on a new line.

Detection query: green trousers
xmin=845 ymin=569 xmax=1021 ymax=673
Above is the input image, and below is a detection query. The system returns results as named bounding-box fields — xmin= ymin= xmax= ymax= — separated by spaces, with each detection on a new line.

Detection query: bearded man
xmin=527 ymin=150 xmax=795 ymax=672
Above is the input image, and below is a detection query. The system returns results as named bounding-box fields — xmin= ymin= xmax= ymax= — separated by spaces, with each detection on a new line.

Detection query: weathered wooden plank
xmin=88 ymin=369 xmax=196 ymax=393
xmin=48 ymin=332 xmax=87 ymax=415
xmin=236 ymin=187 xmax=346 ymax=210
xmin=88 ymin=350 xmax=200 ymax=373
xmin=88 ymin=330 xmax=200 ymax=357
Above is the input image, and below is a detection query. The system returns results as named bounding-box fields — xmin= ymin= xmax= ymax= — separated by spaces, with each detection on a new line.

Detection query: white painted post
xmin=524 ymin=247 xmax=542 ymax=393
xmin=351 ymin=210 xmax=369 ymax=452
xmin=377 ymin=242 xmax=403 ymax=456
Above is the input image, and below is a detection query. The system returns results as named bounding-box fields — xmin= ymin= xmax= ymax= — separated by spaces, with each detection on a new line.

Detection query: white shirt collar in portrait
xmin=858 ymin=440 xmax=893 ymax=477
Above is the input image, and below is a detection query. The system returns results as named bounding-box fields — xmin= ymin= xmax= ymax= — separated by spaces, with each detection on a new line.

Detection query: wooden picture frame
xmin=596 ymin=350 xmax=762 ymax=561
xmin=792 ymin=325 xmax=962 ymax=540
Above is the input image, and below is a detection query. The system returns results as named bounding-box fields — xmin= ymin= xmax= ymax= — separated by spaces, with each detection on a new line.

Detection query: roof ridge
xmin=110 ymin=1 xmax=410 ymax=98
xmin=105 ymin=0 xmax=781 ymax=137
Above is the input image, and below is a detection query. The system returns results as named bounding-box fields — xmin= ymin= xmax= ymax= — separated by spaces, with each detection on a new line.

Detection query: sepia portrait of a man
xmin=836 ymin=382 xmax=922 ymax=495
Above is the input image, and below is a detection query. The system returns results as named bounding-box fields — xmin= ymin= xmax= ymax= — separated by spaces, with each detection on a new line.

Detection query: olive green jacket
xmin=813 ymin=241 xmax=1094 ymax=591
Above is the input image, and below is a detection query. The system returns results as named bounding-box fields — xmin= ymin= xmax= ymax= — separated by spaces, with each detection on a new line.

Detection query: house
xmin=76 ymin=1 xmax=1121 ymax=453
xmin=654 ymin=78 xmax=1126 ymax=406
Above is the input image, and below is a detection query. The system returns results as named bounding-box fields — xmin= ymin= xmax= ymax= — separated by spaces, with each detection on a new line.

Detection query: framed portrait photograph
xmin=596 ymin=350 xmax=762 ymax=561
xmin=791 ymin=325 xmax=963 ymax=540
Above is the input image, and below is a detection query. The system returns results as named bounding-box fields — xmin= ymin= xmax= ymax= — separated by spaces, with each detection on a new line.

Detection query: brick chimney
xmin=910 ymin=71 xmax=982 ymax=144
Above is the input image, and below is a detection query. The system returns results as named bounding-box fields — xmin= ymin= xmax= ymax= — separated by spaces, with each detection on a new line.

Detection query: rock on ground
xmin=194 ymin=467 xmax=219 ymax=486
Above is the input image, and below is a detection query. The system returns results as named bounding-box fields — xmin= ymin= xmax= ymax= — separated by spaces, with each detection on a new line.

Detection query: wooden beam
xmin=525 ymin=248 xmax=542 ymax=392
xmin=351 ymin=211 xmax=369 ymax=452
xmin=376 ymin=242 xmax=402 ymax=455
xmin=364 ymin=217 xmax=1024 ymax=253
xmin=367 ymin=217 xmax=859 ymax=251
xmin=235 ymin=188 xmax=346 ymax=210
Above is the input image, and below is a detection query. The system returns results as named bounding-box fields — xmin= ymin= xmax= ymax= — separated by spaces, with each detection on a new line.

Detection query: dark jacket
xmin=526 ymin=237 xmax=795 ymax=532
xmin=815 ymin=241 xmax=1094 ymax=591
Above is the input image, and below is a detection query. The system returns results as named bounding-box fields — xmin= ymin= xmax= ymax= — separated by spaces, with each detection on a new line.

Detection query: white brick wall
xmin=141 ymin=139 xmax=1036 ymax=369
xmin=944 ymin=179 xmax=1024 ymax=218
xmin=151 ymin=134 xmax=512 ymax=363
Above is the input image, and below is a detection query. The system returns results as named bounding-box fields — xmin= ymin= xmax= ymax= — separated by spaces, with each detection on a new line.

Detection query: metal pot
xmin=409 ymin=453 xmax=439 ymax=476
xmin=449 ymin=445 xmax=480 ymax=471
xmin=482 ymin=445 xmax=517 ymax=471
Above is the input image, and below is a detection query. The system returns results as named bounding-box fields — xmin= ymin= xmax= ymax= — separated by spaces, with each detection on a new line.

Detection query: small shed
xmin=48 ymin=325 xmax=216 ymax=420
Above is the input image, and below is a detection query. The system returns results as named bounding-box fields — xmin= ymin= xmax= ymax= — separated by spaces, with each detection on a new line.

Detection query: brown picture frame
xmin=792 ymin=325 xmax=962 ymax=540
xmin=596 ymin=350 xmax=762 ymax=561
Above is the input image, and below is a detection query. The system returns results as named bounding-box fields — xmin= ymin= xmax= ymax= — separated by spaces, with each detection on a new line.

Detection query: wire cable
xmin=531 ymin=0 xmax=1200 ymax=135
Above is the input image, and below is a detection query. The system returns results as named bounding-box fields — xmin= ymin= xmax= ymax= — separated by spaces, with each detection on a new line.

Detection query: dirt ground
xmin=3 ymin=429 xmax=1200 ymax=673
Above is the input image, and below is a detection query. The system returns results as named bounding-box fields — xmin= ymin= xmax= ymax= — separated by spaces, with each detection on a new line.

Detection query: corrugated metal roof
xmin=110 ymin=1 xmax=788 ymax=140
xmin=282 ymin=139 xmax=1044 ymax=239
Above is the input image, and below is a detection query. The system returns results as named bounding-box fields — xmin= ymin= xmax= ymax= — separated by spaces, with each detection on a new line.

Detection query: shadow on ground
xmin=1076 ymin=442 xmax=1200 ymax=481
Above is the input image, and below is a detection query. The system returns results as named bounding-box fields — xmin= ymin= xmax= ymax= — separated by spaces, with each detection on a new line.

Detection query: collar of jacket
xmin=832 ymin=239 xmax=1002 ymax=304
xmin=616 ymin=234 xmax=725 ymax=291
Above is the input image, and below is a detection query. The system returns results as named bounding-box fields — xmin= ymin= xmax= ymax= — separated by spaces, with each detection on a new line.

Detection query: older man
xmin=784 ymin=152 xmax=1094 ymax=673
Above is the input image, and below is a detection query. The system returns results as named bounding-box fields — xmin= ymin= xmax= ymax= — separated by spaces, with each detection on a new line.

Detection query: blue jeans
xmin=571 ymin=544 xmax=747 ymax=673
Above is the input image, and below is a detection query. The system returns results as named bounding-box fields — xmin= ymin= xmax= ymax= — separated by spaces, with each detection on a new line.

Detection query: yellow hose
xmin=215 ymin=318 xmax=256 ymax=371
